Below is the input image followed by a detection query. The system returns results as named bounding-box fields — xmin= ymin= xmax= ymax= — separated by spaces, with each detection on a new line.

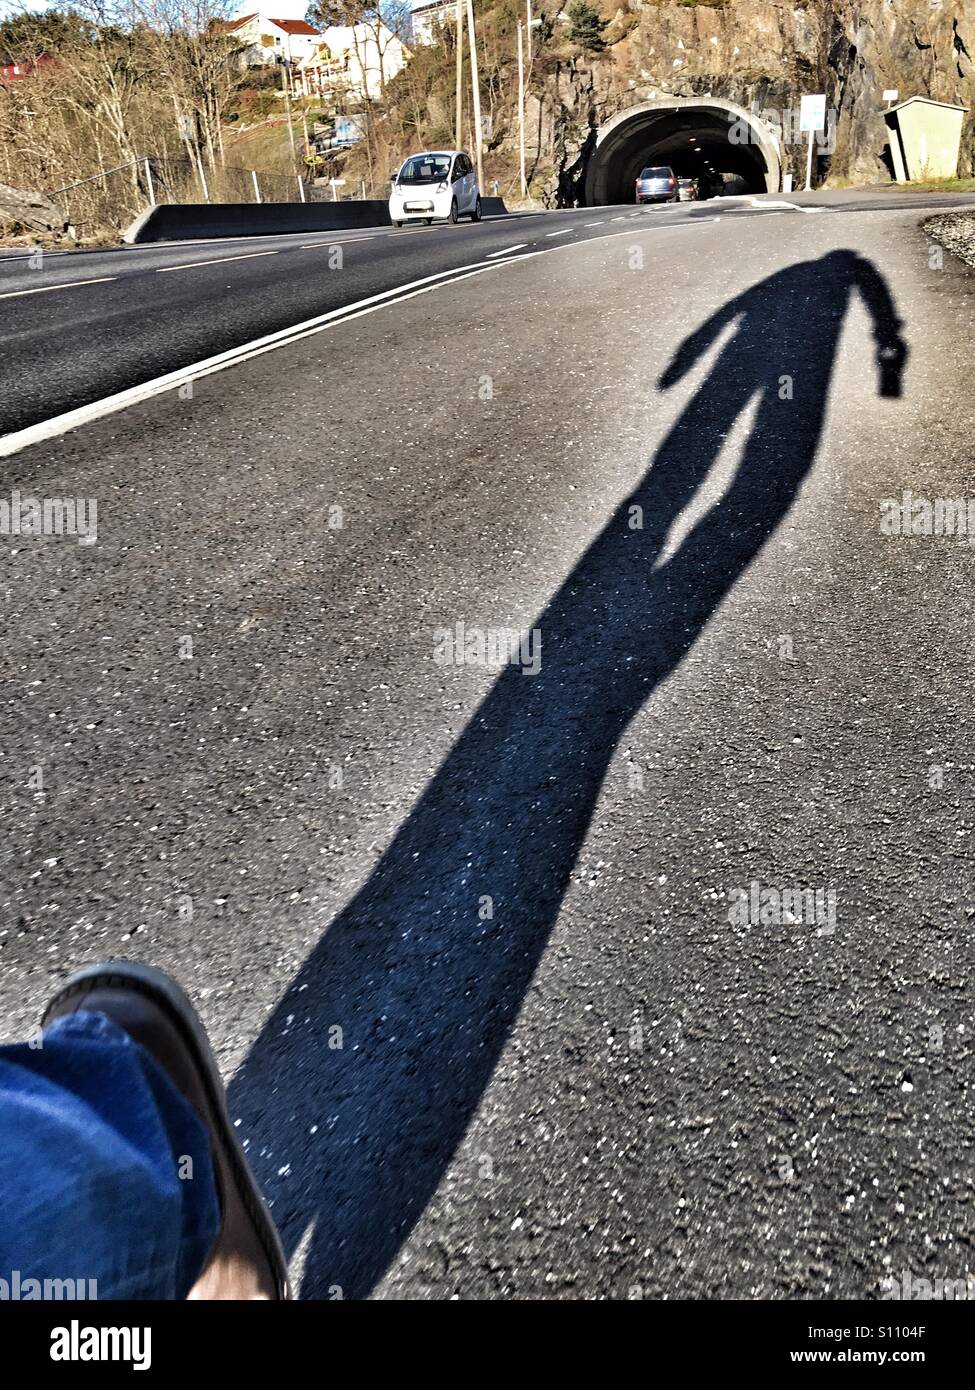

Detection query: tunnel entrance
xmin=584 ymin=98 xmax=781 ymax=204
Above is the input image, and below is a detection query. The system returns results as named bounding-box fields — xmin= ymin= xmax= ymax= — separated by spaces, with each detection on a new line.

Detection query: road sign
xmin=883 ymin=89 xmax=899 ymax=104
xmin=799 ymin=94 xmax=827 ymax=133
xmin=799 ymin=94 xmax=826 ymax=192
xmin=333 ymin=116 xmax=363 ymax=146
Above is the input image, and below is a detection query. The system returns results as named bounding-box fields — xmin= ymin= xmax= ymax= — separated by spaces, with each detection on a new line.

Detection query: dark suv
xmin=635 ymin=166 xmax=677 ymax=204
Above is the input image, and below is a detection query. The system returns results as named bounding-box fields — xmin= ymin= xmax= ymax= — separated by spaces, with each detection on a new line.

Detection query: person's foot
xmin=43 ymin=961 xmax=290 ymax=1300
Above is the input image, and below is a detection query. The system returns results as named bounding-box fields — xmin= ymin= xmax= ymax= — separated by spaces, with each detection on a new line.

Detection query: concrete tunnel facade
xmin=584 ymin=98 xmax=782 ymax=204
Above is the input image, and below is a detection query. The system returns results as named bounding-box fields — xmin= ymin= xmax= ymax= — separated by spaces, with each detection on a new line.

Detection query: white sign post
xmin=799 ymin=93 xmax=827 ymax=192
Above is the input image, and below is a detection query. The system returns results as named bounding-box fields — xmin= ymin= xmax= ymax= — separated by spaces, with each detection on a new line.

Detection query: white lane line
xmin=156 ymin=250 xmax=279 ymax=273
xmin=0 ymin=260 xmax=524 ymax=456
xmin=720 ymin=197 xmax=826 ymax=216
xmin=545 ymin=227 xmax=573 ymax=238
xmin=584 ymin=221 xmax=605 ymax=227
xmin=128 ymin=228 xmax=390 ymax=253
xmin=0 ymin=276 xmax=116 ymax=301
xmin=301 ymin=236 xmax=379 ymax=248
xmin=757 ymin=198 xmax=825 ymax=215
xmin=485 ymin=243 xmax=529 ymax=258
xmin=0 ymin=220 xmax=719 ymax=458
xmin=610 ymin=215 xmax=627 ymax=222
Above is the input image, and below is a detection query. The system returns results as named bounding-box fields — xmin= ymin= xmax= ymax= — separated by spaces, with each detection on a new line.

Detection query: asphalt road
xmin=0 ymin=201 xmax=655 ymax=437
xmin=2 ymin=192 xmax=975 ymax=1299
xmin=2 ymin=187 xmax=973 ymax=439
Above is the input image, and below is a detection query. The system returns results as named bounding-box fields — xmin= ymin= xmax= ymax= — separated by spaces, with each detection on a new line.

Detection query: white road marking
xmin=131 ymin=228 xmax=391 ymax=253
xmin=584 ymin=221 xmax=605 ymax=227
xmin=301 ymin=236 xmax=379 ymax=248
xmin=0 ymin=221 xmax=719 ymax=458
xmin=0 ymin=261 xmax=521 ymax=456
xmin=721 ymin=197 xmax=826 ymax=215
xmin=545 ymin=227 xmax=573 ymax=237
xmin=485 ymin=243 xmax=529 ymax=257
xmin=611 ymin=215 xmax=627 ymax=222
xmin=0 ymin=276 xmax=116 ymax=301
xmin=156 ymin=251 xmax=278 ymax=273
xmin=760 ymin=198 xmax=825 ymax=214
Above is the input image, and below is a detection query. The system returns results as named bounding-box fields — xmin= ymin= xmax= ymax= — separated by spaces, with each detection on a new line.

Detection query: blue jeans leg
xmin=0 ymin=1010 xmax=221 ymax=1300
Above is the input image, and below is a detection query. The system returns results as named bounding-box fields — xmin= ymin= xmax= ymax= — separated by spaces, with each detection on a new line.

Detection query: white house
xmin=410 ymin=0 xmax=457 ymax=46
xmin=216 ymin=12 xmax=323 ymax=68
xmin=299 ymin=22 xmax=411 ymax=102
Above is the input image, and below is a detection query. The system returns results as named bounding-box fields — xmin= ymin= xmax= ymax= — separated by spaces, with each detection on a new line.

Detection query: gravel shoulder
xmin=923 ymin=210 xmax=975 ymax=271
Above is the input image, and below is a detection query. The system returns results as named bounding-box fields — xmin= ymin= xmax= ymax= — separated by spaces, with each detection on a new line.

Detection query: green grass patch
xmin=901 ymin=176 xmax=975 ymax=193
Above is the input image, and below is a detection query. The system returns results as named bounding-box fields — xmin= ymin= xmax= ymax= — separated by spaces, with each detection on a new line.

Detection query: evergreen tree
xmin=566 ymin=1 xmax=608 ymax=55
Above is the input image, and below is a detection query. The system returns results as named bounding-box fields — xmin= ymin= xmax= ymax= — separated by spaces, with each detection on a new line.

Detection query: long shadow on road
xmin=229 ymin=250 xmax=907 ymax=1298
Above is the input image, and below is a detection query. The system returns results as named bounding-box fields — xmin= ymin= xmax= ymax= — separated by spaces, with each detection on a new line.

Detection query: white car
xmin=389 ymin=150 xmax=482 ymax=226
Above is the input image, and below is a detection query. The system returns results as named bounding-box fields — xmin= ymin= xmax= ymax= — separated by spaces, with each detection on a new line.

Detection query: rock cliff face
xmin=0 ymin=180 xmax=67 ymax=234
xmin=542 ymin=1 xmax=974 ymax=199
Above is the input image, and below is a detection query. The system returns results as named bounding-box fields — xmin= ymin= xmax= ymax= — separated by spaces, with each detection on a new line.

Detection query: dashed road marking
xmin=156 ymin=251 xmax=279 ymax=273
xmin=0 ymin=276 xmax=117 ymax=300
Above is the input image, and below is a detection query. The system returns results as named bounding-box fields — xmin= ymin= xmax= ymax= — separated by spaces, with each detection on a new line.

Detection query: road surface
xmin=2 ymin=191 xmax=975 ymax=1299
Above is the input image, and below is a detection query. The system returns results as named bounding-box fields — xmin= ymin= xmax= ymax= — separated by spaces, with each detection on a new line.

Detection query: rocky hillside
xmin=559 ymin=0 xmax=975 ymax=185
xmin=374 ymin=0 xmax=975 ymax=202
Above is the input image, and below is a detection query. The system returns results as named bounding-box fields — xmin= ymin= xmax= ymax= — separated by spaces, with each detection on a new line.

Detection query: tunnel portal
xmin=585 ymin=98 xmax=781 ymax=204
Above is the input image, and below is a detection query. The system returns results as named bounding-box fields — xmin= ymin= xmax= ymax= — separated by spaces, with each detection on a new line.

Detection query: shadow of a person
xmin=229 ymin=249 xmax=906 ymax=1298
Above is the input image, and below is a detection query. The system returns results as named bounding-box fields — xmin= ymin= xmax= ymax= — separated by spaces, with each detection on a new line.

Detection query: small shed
xmin=883 ymin=96 xmax=967 ymax=182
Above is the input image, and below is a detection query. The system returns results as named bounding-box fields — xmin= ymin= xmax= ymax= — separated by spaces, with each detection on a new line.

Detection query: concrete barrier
xmin=123 ymin=197 xmax=509 ymax=244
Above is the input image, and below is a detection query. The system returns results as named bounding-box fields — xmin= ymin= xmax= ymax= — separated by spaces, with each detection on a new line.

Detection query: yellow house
xmin=883 ymin=96 xmax=968 ymax=182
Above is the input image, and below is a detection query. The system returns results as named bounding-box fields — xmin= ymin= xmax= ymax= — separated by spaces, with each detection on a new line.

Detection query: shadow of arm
xmin=658 ymin=296 xmax=744 ymax=389
xmin=853 ymin=253 xmax=909 ymax=398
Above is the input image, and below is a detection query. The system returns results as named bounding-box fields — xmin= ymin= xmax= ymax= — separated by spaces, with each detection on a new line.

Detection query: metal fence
xmin=47 ymin=155 xmax=313 ymax=236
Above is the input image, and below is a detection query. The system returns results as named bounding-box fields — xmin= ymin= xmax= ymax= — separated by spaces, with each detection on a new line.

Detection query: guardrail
xmin=123 ymin=197 xmax=510 ymax=243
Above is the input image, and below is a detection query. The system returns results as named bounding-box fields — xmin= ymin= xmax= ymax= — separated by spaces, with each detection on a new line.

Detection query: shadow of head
xmin=228 ymin=248 xmax=905 ymax=1299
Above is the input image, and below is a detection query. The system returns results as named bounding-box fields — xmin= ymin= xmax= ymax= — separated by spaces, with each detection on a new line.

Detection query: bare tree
xmin=123 ymin=0 xmax=244 ymax=170
xmin=311 ymin=0 xmax=408 ymax=101
xmin=0 ymin=1 xmax=245 ymax=230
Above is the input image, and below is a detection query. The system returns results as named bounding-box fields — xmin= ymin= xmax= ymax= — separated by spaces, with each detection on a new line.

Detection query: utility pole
xmin=519 ymin=18 xmax=540 ymax=200
xmin=518 ymin=22 xmax=526 ymax=197
xmin=804 ymin=125 xmax=815 ymax=191
xmin=281 ymin=47 xmax=300 ymax=188
xmin=455 ymin=0 xmax=464 ymax=150
xmin=465 ymin=0 xmax=484 ymax=191
xmin=526 ymin=0 xmax=533 ymax=62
